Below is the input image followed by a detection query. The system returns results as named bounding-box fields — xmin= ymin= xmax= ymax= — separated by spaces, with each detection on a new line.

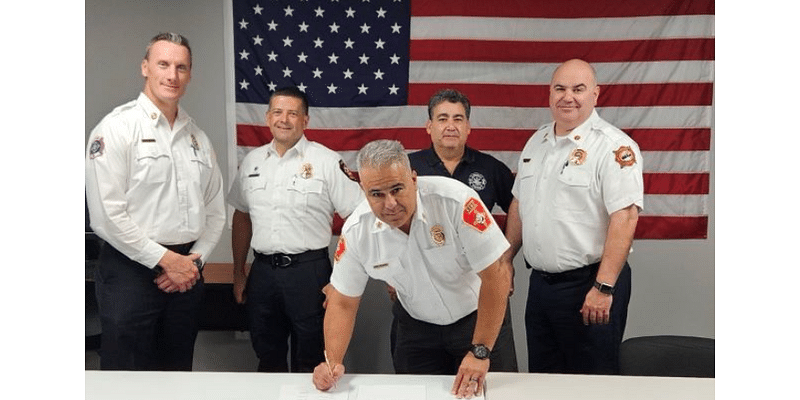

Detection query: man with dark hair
xmin=85 ymin=32 xmax=225 ymax=370
xmin=409 ymin=89 xmax=514 ymax=215
xmin=402 ymin=89 xmax=518 ymax=371
xmin=227 ymin=86 xmax=363 ymax=372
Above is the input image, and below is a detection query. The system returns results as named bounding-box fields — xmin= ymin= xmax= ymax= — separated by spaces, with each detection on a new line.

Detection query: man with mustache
xmin=227 ymin=86 xmax=363 ymax=372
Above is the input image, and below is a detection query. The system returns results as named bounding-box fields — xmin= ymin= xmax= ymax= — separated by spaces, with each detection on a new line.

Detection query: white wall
xmin=85 ymin=0 xmax=714 ymax=373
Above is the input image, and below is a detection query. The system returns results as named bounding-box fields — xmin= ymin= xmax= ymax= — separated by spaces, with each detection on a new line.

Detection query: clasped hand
xmin=155 ymin=251 xmax=201 ymax=293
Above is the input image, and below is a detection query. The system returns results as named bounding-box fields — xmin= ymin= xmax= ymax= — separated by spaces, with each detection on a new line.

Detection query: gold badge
xmin=300 ymin=163 xmax=314 ymax=179
xmin=613 ymin=146 xmax=636 ymax=168
xmin=569 ymin=148 xmax=587 ymax=166
xmin=430 ymin=225 xmax=445 ymax=246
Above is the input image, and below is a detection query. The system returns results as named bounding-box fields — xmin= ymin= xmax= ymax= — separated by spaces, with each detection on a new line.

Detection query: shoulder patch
xmin=89 ymin=137 xmax=105 ymax=159
xmin=462 ymin=197 xmax=492 ymax=232
xmin=339 ymin=159 xmax=359 ymax=182
xmin=613 ymin=146 xmax=636 ymax=168
xmin=333 ymin=235 xmax=347 ymax=263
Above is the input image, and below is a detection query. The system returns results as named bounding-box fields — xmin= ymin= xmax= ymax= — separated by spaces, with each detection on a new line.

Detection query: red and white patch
xmin=333 ymin=235 xmax=346 ymax=263
xmin=613 ymin=146 xmax=636 ymax=168
xmin=462 ymin=197 xmax=492 ymax=233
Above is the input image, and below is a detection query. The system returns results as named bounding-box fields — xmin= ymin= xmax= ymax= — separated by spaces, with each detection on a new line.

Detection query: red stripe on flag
xmin=411 ymin=0 xmax=714 ymax=18
xmin=635 ymin=216 xmax=708 ymax=239
xmin=410 ymin=39 xmax=714 ymax=63
xmin=408 ymin=83 xmax=714 ymax=108
xmin=644 ymin=173 xmax=709 ymax=195
xmin=238 ymin=125 xmax=709 ymax=153
xmin=626 ymin=129 xmax=711 ymax=151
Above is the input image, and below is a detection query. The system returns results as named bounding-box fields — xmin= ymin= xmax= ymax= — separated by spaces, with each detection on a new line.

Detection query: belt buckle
xmin=274 ymin=254 xmax=293 ymax=268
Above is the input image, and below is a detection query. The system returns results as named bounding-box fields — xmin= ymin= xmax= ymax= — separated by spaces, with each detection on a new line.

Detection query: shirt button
xmin=150 ymin=112 xmax=158 ymax=120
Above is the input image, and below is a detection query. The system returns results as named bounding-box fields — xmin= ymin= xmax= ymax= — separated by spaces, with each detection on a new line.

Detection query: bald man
xmin=503 ymin=59 xmax=644 ymax=374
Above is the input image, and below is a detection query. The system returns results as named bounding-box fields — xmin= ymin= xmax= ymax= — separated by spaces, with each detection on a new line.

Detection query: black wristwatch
xmin=194 ymin=258 xmax=205 ymax=272
xmin=470 ymin=344 xmax=491 ymax=360
xmin=593 ymin=281 xmax=615 ymax=295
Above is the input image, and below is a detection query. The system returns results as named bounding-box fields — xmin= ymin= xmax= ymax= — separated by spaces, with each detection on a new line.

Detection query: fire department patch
xmin=339 ymin=159 xmax=359 ymax=182
xmin=89 ymin=137 xmax=105 ymax=159
xmin=430 ymin=225 xmax=446 ymax=246
xmin=613 ymin=146 xmax=636 ymax=168
xmin=333 ymin=235 xmax=346 ymax=263
xmin=462 ymin=197 xmax=492 ymax=233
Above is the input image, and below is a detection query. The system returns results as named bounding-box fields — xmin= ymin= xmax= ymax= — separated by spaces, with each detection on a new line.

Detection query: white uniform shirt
xmin=330 ymin=176 xmax=510 ymax=325
xmin=512 ymin=110 xmax=644 ymax=273
xmin=227 ymin=136 xmax=363 ymax=254
xmin=85 ymin=93 xmax=226 ymax=268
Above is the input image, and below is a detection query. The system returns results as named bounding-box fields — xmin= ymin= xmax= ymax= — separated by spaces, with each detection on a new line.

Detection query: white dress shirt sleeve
xmin=85 ymin=118 xmax=167 ymax=268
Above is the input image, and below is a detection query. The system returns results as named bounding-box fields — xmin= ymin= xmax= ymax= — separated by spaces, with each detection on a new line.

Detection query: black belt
xmin=254 ymin=248 xmax=329 ymax=268
xmin=161 ymin=242 xmax=195 ymax=256
xmin=527 ymin=261 xmax=600 ymax=284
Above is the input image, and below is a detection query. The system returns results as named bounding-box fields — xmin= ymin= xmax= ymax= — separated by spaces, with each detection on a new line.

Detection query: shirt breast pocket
xmin=516 ymin=161 xmax=539 ymax=191
xmin=422 ymin=244 xmax=467 ymax=284
xmin=189 ymin=151 xmax=212 ymax=181
xmin=134 ymin=144 xmax=171 ymax=183
xmin=366 ymin=257 xmax=408 ymax=292
xmin=244 ymin=173 xmax=268 ymax=192
xmin=288 ymin=177 xmax=324 ymax=207
xmin=555 ymin=167 xmax=590 ymax=214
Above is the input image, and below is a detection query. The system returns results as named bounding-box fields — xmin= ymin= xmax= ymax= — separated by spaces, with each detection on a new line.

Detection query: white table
xmin=85 ymin=370 xmax=713 ymax=399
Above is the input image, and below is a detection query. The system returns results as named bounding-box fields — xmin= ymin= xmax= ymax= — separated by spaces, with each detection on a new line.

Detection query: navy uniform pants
xmin=525 ymin=261 xmax=632 ymax=374
xmin=95 ymin=243 xmax=203 ymax=371
xmin=392 ymin=301 xmax=518 ymax=374
xmin=245 ymin=248 xmax=330 ymax=372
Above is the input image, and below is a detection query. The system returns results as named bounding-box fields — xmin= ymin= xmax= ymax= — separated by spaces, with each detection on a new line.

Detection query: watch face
xmin=472 ymin=345 xmax=490 ymax=359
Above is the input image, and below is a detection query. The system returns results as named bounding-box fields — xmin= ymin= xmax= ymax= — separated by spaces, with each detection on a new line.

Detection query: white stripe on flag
xmin=409 ymin=61 xmax=714 ymax=84
xmin=411 ymin=15 xmax=715 ymax=41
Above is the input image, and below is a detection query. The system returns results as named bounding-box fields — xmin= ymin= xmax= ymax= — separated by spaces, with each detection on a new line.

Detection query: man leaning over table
xmin=312 ymin=140 xmax=514 ymax=399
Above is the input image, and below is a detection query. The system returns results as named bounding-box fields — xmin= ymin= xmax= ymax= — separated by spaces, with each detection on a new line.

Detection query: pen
xmin=324 ymin=350 xmax=337 ymax=389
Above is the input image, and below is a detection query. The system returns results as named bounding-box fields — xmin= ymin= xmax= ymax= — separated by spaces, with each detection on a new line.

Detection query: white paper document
xmin=355 ymin=384 xmax=425 ymax=400
xmin=277 ymin=384 xmax=349 ymax=400
xmin=278 ymin=381 xmax=485 ymax=400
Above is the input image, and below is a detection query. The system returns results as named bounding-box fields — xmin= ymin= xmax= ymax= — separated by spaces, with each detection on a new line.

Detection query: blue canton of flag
xmin=234 ymin=0 xmax=411 ymax=107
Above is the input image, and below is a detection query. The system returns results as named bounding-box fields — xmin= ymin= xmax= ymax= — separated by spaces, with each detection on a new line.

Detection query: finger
xmin=458 ymin=378 xmax=478 ymax=399
xmin=451 ymin=374 xmax=464 ymax=395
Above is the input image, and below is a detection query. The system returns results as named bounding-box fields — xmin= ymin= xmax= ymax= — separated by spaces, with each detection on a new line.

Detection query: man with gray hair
xmin=312 ymin=140 xmax=515 ymax=398
xmin=86 ymin=32 xmax=225 ymax=370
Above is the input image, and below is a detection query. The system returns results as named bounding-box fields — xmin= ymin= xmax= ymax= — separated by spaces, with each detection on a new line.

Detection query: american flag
xmin=230 ymin=0 xmax=714 ymax=240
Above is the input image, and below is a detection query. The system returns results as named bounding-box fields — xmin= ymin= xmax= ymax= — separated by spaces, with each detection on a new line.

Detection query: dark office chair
xmin=619 ymin=335 xmax=714 ymax=378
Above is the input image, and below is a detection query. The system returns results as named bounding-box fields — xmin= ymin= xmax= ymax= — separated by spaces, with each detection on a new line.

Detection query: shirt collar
xmin=136 ymin=92 xmax=188 ymax=129
xmin=266 ymin=135 xmax=308 ymax=158
xmin=424 ymin=145 xmax=475 ymax=166
xmin=541 ymin=109 xmax=601 ymax=146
